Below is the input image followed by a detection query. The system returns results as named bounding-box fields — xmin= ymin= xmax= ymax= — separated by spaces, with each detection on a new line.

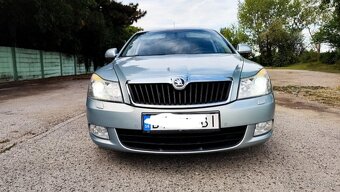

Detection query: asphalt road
xmin=0 ymin=71 xmax=339 ymax=191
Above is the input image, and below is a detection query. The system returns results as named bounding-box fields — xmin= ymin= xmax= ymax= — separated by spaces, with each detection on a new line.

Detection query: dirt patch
xmin=275 ymin=92 xmax=333 ymax=113
xmin=0 ymin=139 xmax=10 ymax=144
xmin=274 ymin=85 xmax=340 ymax=107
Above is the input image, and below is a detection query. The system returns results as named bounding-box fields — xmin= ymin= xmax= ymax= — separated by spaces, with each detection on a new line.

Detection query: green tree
xmin=220 ymin=25 xmax=249 ymax=48
xmin=265 ymin=21 xmax=304 ymax=66
xmin=238 ymin=0 xmax=321 ymax=66
xmin=314 ymin=0 xmax=340 ymax=49
xmin=0 ymin=0 xmax=146 ymax=68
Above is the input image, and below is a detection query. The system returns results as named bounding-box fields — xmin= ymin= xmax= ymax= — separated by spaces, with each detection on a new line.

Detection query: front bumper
xmin=86 ymin=93 xmax=275 ymax=154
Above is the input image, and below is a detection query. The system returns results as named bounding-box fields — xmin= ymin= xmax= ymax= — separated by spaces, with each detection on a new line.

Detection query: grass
xmin=271 ymin=62 xmax=340 ymax=73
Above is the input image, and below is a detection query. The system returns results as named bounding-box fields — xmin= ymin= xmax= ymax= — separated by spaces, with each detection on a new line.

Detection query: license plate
xmin=143 ymin=113 xmax=220 ymax=131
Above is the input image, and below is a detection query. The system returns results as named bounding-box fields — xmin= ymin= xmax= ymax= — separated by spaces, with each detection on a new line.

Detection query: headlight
xmin=88 ymin=74 xmax=123 ymax=102
xmin=238 ymin=69 xmax=272 ymax=99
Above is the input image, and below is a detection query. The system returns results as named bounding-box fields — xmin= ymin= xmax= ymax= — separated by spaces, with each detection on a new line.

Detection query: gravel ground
xmin=0 ymin=77 xmax=88 ymax=152
xmin=267 ymin=69 xmax=340 ymax=88
xmin=0 ymin=70 xmax=339 ymax=191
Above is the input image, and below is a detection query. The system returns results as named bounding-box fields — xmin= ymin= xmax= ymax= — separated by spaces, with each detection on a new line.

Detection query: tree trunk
xmin=316 ymin=43 xmax=321 ymax=62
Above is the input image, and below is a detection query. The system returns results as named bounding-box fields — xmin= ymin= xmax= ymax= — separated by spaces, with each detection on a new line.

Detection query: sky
xmin=120 ymin=0 xmax=239 ymax=30
xmin=119 ymin=0 xmax=331 ymax=52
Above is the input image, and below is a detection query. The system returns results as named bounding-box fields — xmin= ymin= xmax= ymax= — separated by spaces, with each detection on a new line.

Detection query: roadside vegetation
xmin=272 ymin=50 xmax=340 ymax=73
xmin=279 ymin=50 xmax=340 ymax=73
xmin=277 ymin=62 xmax=340 ymax=73
xmin=221 ymin=0 xmax=340 ymax=72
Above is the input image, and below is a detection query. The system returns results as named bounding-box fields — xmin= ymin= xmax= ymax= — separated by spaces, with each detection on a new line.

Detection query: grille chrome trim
xmin=127 ymin=80 xmax=233 ymax=108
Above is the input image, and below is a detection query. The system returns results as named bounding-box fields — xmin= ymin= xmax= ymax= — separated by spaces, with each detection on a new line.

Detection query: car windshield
xmin=121 ymin=29 xmax=234 ymax=57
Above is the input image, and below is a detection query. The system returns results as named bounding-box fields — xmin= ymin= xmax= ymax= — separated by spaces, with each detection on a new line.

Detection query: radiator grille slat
xmin=150 ymin=84 xmax=155 ymax=104
xmin=199 ymin=83 xmax=202 ymax=103
xmin=155 ymin=85 xmax=161 ymax=104
xmin=220 ymin=82 xmax=226 ymax=101
xmin=210 ymin=83 xmax=215 ymax=103
xmin=144 ymin=84 xmax=151 ymax=104
xmin=128 ymin=81 xmax=231 ymax=106
xmin=205 ymin=83 xmax=209 ymax=103
xmin=215 ymin=82 xmax=221 ymax=101
xmin=189 ymin=84 xmax=192 ymax=104
xmin=161 ymin=84 xmax=165 ymax=104
xmin=138 ymin=85 xmax=145 ymax=102
xmin=195 ymin=83 xmax=198 ymax=104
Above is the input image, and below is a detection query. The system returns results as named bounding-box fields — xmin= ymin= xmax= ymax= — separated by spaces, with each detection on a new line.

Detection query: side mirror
xmin=236 ymin=44 xmax=252 ymax=54
xmin=105 ymin=48 xmax=118 ymax=59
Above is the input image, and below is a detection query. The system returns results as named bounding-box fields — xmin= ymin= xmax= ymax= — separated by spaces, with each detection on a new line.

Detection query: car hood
xmin=113 ymin=54 xmax=244 ymax=83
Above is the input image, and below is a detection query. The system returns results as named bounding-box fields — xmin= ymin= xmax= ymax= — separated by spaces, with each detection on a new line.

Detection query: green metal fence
xmin=0 ymin=46 xmax=93 ymax=82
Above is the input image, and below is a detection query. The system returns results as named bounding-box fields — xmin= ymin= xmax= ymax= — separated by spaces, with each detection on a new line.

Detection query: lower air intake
xmin=116 ymin=126 xmax=246 ymax=152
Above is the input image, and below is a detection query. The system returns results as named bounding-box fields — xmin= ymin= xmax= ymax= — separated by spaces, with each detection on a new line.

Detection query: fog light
xmin=89 ymin=124 xmax=109 ymax=139
xmin=254 ymin=120 xmax=273 ymax=136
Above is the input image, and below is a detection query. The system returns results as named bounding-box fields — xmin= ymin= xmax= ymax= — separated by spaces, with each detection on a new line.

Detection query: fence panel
xmin=61 ymin=54 xmax=75 ymax=76
xmin=43 ymin=51 xmax=61 ymax=78
xmin=0 ymin=46 xmax=93 ymax=82
xmin=76 ymin=63 xmax=87 ymax=74
xmin=0 ymin=47 xmax=14 ymax=81
xmin=15 ymin=48 xmax=41 ymax=80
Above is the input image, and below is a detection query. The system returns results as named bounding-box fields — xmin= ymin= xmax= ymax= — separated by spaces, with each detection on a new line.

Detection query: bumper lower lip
xmin=86 ymin=93 xmax=275 ymax=154
xmin=89 ymin=127 xmax=272 ymax=154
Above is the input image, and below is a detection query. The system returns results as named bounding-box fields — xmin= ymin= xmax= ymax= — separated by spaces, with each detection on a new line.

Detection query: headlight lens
xmin=88 ymin=74 xmax=123 ymax=102
xmin=238 ymin=69 xmax=272 ymax=99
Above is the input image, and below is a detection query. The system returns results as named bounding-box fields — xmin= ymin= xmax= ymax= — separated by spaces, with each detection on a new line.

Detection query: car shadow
xmin=97 ymin=141 xmax=276 ymax=175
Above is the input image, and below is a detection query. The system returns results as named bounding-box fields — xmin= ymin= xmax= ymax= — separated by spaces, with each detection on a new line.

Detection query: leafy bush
xmin=273 ymin=51 xmax=299 ymax=67
xmin=320 ymin=51 xmax=339 ymax=64
xmin=299 ymin=51 xmax=318 ymax=63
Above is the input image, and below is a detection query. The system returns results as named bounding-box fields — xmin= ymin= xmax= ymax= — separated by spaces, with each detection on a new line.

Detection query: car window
xmin=121 ymin=30 xmax=234 ymax=57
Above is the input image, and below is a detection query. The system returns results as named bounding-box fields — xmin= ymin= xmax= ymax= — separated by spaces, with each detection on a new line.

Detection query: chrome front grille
xmin=128 ymin=81 xmax=231 ymax=105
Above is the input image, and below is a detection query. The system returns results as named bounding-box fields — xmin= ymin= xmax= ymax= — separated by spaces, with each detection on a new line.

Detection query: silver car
xmin=86 ymin=29 xmax=275 ymax=154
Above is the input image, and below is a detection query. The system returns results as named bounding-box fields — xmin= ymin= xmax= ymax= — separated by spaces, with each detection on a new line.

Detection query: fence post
xmin=11 ymin=47 xmax=18 ymax=80
xmin=39 ymin=50 xmax=44 ymax=78
xmin=74 ymin=55 xmax=77 ymax=75
xmin=59 ymin=53 xmax=63 ymax=76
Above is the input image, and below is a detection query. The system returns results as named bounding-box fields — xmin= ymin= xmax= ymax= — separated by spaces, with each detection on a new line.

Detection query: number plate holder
xmin=142 ymin=112 xmax=220 ymax=131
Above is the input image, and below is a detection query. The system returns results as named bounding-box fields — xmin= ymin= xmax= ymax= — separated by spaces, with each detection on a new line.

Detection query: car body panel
xmin=115 ymin=54 xmax=242 ymax=81
xmin=87 ymin=93 xmax=274 ymax=154
xmin=87 ymin=94 xmax=274 ymax=130
xmin=94 ymin=64 xmax=118 ymax=82
xmin=89 ymin=128 xmax=273 ymax=154
xmin=241 ymin=59 xmax=264 ymax=78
